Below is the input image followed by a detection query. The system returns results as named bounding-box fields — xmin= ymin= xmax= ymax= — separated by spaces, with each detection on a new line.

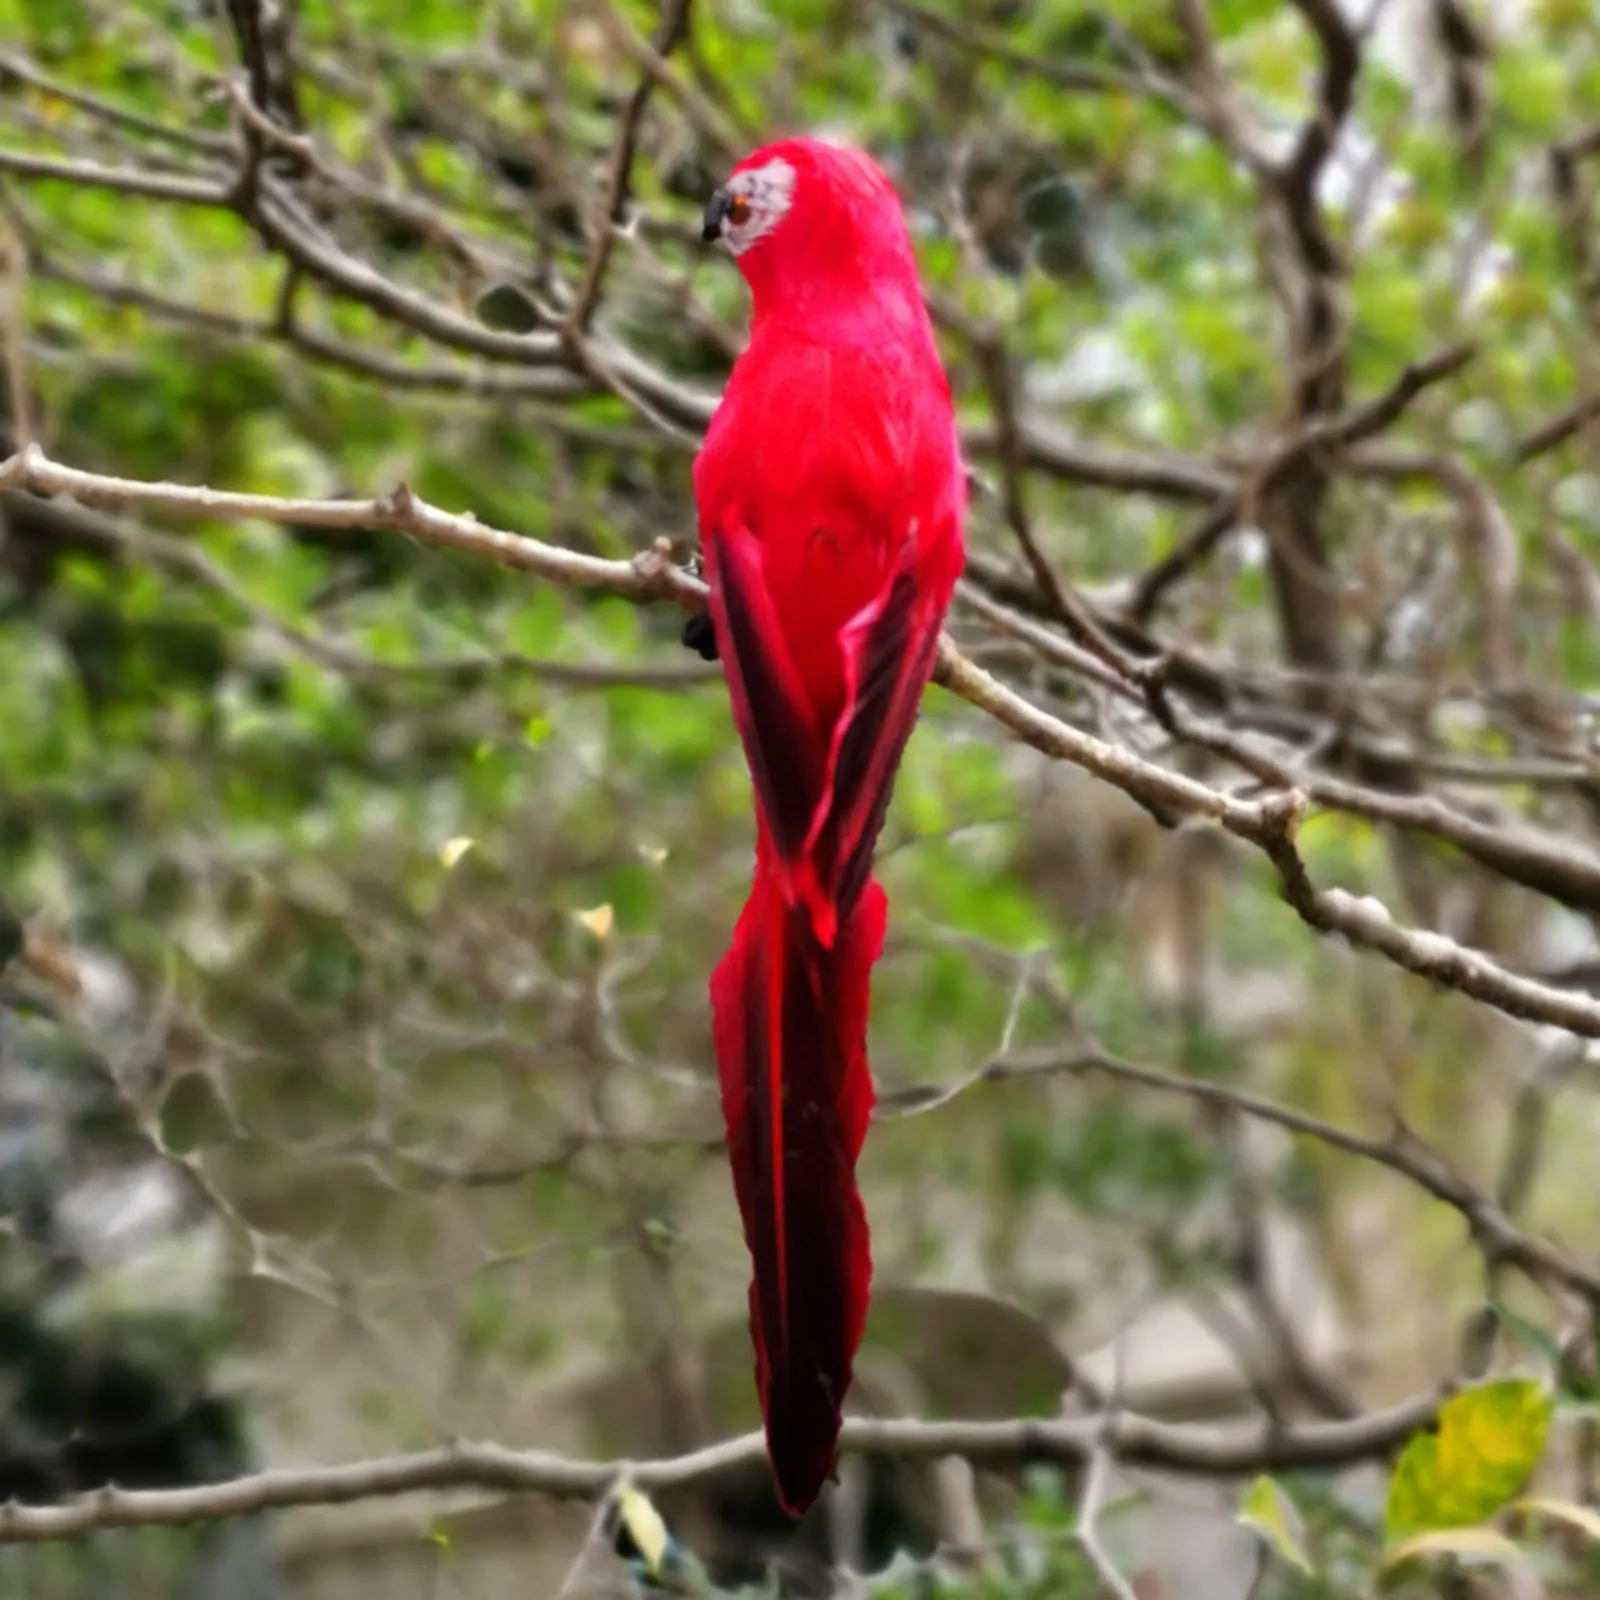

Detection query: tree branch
xmin=0 ymin=1391 xmax=1453 ymax=1541
xmin=0 ymin=443 xmax=702 ymax=605
xmin=882 ymin=1039 xmax=1600 ymax=1303
xmin=0 ymin=146 xmax=228 ymax=204
xmin=1129 ymin=341 xmax=1474 ymax=620
xmin=567 ymin=0 xmax=695 ymax=335
xmin=9 ymin=443 xmax=1600 ymax=1044
xmin=935 ymin=644 xmax=1600 ymax=1038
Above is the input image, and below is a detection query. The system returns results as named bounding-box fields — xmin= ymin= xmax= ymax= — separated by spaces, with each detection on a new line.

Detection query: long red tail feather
xmin=711 ymin=868 xmax=884 ymax=1516
xmin=703 ymin=518 xmax=949 ymax=1515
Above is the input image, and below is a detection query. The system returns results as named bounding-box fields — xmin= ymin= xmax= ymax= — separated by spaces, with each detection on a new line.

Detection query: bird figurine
xmin=693 ymin=136 xmax=966 ymax=1518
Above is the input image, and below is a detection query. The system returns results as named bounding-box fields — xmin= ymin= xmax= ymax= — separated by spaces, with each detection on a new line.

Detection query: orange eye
xmin=727 ymin=194 xmax=753 ymax=227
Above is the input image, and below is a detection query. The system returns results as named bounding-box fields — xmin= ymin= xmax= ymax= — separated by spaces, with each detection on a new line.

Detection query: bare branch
xmin=1130 ymin=341 xmax=1474 ymax=620
xmin=591 ymin=0 xmax=741 ymax=161
xmin=1075 ymin=1436 xmax=1137 ymax=1600
xmin=1516 ymin=393 xmax=1600 ymax=462
xmin=1278 ymin=0 xmax=1362 ymax=273
xmin=0 ymin=145 xmax=228 ymax=204
xmin=935 ymin=643 xmax=1600 ymax=1039
xmin=34 ymin=254 xmax=592 ymax=402
xmin=9 ymin=443 xmax=1600 ymax=1047
xmin=880 ymin=0 xmax=1196 ymax=107
xmin=958 ymin=414 xmax=1231 ymax=501
xmin=0 ymin=49 xmax=231 ymax=156
xmin=0 ymin=202 xmax=31 ymax=450
xmin=0 ymin=443 xmax=703 ymax=606
xmin=882 ymin=1040 xmax=1600 ymax=1302
xmin=0 ymin=1390 xmax=1453 ymax=1542
xmin=567 ymin=0 xmax=695 ymax=335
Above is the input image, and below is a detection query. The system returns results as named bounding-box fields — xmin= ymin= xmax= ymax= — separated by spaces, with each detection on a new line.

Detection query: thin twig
xmin=567 ymin=0 xmax=694 ymax=335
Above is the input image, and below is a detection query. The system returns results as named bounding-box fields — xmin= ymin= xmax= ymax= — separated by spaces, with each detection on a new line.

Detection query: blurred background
xmin=0 ymin=0 xmax=1597 ymax=1595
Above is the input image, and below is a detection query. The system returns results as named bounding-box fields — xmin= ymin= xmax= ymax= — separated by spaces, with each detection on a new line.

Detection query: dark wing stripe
xmin=835 ymin=621 xmax=940 ymax=920
xmin=807 ymin=556 xmax=940 ymax=923
xmin=828 ymin=567 xmax=917 ymax=847
xmin=704 ymin=524 xmax=825 ymax=862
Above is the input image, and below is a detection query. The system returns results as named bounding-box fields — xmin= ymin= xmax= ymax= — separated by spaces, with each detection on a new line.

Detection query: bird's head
xmin=701 ymin=137 xmax=921 ymax=322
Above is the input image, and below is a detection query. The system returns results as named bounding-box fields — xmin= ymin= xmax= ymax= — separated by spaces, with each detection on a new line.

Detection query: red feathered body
xmin=694 ymin=139 xmax=966 ymax=1517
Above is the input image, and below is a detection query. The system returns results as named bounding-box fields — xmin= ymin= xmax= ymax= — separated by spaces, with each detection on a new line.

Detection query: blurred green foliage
xmin=0 ymin=0 xmax=1598 ymax=1595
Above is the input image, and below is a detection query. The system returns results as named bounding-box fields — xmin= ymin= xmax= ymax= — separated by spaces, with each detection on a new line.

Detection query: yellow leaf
xmin=1385 ymin=1379 xmax=1553 ymax=1545
xmin=28 ymin=88 xmax=67 ymax=124
xmin=616 ymin=1486 xmax=669 ymax=1579
xmin=575 ymin=904 xmax=614 ymax=941
xmin=1237 ymin=1474 xmax=1313 ymax=1574
xmin=438 ymin=836 xmax=474 ymax=869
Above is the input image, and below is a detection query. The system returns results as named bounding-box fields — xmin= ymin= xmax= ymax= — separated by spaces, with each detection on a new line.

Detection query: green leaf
xmin=1237 ymin=1474 xmax=1313 ymax=1574
xmin=474 ymin=282 xmax=541 ymax=333
xmin=1490 ymin=1301 xmax=1569 ymax=1375
xmin=1490 ymin=1300 xmax=1597 ymax=1400
xmin=1384 ymin=1379 xmax=1554 ymax=1545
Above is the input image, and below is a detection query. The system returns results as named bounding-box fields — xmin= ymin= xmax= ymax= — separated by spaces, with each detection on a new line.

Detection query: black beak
xmin=701 ymin=187 xmax=732 ymax=243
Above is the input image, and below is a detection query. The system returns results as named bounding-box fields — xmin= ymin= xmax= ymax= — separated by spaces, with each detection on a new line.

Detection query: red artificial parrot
xmin=691 ymin=138 xmax=966 ymax=1517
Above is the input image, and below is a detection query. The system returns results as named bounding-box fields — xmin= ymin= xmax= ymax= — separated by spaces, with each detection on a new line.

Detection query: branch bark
xmin=0 ymin=1390 xmax=1452 ymax=1542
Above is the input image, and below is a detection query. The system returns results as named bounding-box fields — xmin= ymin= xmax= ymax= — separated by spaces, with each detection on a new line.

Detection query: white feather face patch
xmin=719 ymin=157 xmax=797 ymax=257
